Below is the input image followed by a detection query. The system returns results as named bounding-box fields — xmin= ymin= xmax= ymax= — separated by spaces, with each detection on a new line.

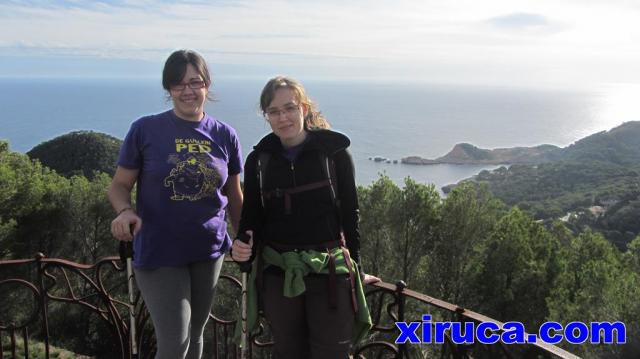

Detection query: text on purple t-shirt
xmin=118 ymin=110 xmax=243 ymax=268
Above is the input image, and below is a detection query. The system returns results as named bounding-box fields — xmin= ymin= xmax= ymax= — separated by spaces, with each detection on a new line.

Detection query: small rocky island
xmin=401 ymin=143 xmax=561 ymax=165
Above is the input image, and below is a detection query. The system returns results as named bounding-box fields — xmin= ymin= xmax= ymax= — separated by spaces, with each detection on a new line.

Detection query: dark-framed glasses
xmin=170 ymin=80 xmax=206 ymax=91
xmin=265 ymin=103 xmax=300 ymax=120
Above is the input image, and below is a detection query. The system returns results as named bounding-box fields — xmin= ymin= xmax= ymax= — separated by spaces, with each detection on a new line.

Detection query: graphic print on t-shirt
xmin=163 ymin=138 xmax=221 ymax=201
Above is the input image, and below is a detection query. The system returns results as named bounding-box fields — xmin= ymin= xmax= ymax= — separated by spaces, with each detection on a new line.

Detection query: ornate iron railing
xmin=0 ymin=254 xmax=579 ymax=359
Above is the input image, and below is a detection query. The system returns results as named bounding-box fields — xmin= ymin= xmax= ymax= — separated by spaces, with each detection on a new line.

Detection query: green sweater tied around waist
xmin=234 ymin=245 xmax=372 ymax=346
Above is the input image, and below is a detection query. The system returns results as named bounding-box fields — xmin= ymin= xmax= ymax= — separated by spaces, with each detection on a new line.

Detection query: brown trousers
xmin=262 ymin=271 xmax=355 ymax=359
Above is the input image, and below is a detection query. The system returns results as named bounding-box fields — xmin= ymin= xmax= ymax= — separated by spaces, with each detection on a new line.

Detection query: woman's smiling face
xmin=169 ymin=64 xmax=208 ymax=122
xmin=265 ymin=87 xmax=309 ymax=147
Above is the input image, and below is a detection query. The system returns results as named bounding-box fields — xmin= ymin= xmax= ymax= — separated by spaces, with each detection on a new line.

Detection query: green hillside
xmin=27 ymin=131 xmax=122 ymax=179
xmin=560 ymin=121 xmax=640 ymax=165
xmin=3 ymin=135 xmax=640 ymax=358
xmin=466 ymin=121 xmax=640 ymax=248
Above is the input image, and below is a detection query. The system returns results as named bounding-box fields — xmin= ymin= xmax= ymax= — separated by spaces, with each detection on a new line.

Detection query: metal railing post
xmin=396 ymin=280 xmax=407 ymax=359
xmin=35 ymin=253 xmax=50 ymax=359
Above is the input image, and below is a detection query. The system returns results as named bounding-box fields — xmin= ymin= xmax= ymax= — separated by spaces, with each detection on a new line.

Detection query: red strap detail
xmin=341 ymin=247 xmax=358 ymax=313
xmin=284 ymin=193 xmax=291 ymax=214
xmin=328 ymin=249 xmax=337 ymax=309
xmin=263 ymin=179 xmax=332 ymax=215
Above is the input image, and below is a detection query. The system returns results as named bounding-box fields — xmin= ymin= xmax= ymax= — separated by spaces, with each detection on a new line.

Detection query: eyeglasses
xmin=170 ymin=80 xmax=206 ymax=91
xmin=265 ymin=104 xmax=300 ymax=120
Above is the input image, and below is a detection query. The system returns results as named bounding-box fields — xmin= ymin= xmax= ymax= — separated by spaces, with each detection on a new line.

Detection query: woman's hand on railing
xmin=362 ymin=273 xmax=381 ymax=285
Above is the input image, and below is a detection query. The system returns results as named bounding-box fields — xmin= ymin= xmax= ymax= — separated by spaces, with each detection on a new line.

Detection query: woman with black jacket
xmin=232 ymin=76 xmax=377 ymax=358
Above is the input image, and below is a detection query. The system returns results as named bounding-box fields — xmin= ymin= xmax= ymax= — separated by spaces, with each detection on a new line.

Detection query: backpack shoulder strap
xmin=257 ymin=150 xmax=340 ymax=213
xmin=319 ymin=152 xmax=341 ymax=212
xmin=256 ymin=152 xmax=271 ymax=208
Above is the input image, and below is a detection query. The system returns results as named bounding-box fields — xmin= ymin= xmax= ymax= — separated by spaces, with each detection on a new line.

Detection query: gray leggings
xmin=134 ymin=256 xmax=224 ymax=359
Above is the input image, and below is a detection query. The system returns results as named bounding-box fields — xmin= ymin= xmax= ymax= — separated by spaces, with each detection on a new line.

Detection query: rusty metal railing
xmin=0 ymin=254 xmax=578 ymax=359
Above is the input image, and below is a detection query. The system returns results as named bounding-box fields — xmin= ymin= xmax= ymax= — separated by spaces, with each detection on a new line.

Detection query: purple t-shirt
xmin=118 ymin=110 xmax=243 ymax=268
xmin=282 ymin=137 xmax=307 ymax=162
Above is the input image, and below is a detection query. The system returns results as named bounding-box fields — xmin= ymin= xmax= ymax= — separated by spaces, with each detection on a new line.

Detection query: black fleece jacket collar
xmin=253 ymin=129 xmax=350 ymax=155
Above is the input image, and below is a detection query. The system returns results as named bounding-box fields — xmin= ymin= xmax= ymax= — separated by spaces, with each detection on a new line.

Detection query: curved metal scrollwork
xmin=1 ymin=255 xmax=578 ymax=359
xmin=0 ymin=279 xmax=41 ymax=331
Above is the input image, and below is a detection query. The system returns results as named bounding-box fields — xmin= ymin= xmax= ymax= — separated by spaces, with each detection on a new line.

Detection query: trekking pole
xmin=236 ymin=232 xmax=252 ymax=359
xmin=119 ymin=240 xmax=138 ymax=358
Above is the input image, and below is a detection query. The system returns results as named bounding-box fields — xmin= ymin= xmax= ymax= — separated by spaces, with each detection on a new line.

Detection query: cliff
xmin=402 ymin=143 xmax=561 ymax=165
xmin=405 ymin=121 xmax=640 ymax=166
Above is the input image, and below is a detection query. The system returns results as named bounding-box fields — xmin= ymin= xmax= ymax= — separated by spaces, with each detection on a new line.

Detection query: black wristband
xmin=117 ymin=206 xmax=133 ymax=215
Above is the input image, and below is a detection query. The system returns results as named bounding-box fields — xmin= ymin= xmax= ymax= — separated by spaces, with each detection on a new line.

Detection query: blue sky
xmin=1 ymin=0 xmax=639 ymax=86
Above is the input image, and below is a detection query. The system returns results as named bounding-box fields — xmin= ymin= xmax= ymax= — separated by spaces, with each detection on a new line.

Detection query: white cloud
xmin=487 ymin=13 xmax=552 ymax=30
xmin=1 ymin=0 xmax=639 ymax=86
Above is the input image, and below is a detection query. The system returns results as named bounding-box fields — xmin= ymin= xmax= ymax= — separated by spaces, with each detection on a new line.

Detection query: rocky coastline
xmin=400 ymin=143 xmax=561 ymax=165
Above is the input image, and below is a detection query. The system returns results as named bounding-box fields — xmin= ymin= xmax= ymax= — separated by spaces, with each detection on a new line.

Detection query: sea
xmin=1 ymin=77 xmax=639 ymax=192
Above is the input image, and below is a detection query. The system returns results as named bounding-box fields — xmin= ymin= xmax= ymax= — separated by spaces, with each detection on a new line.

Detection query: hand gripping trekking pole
xmin=236 ymin=232 xmax=252 ymax=359
xmin=119 ymin=240 xmax=138 ymax=358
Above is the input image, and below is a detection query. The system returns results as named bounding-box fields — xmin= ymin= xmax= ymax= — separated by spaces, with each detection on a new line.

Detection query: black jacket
xmin=239 ymin=129 xmax=361 ymax=263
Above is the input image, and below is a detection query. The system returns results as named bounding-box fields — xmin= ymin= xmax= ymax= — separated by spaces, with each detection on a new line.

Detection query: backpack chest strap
xmin=263 ymin=179 xmax=332 ymax=214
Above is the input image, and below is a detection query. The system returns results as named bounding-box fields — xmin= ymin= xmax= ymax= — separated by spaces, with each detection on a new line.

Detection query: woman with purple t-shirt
xmin=108 ymin=50 xmax=243 ymax=359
